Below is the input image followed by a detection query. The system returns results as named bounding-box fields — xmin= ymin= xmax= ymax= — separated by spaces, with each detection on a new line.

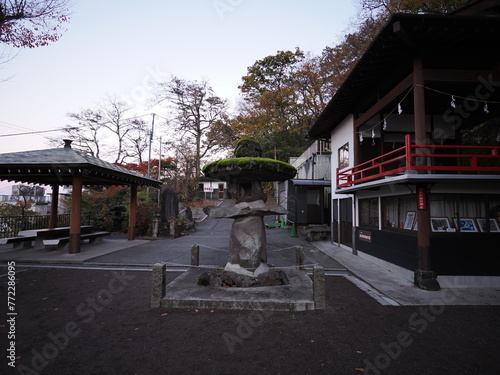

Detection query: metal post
xmin=148 ymin=113 xmax=156 ymax=178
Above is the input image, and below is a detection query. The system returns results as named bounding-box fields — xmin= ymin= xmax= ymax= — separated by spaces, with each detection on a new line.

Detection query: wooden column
xmin=413 ymin=56 xmax=427 ymax=147
xmin=49 ymin=184 xmax=59 ymax=228
xmin=414 ymin=183 xmax=439 ymax=290
xmin=416 ymin=184 xmax=431 ymax=270
xmin=69 ymin=176 xmax=82 ymax=254
xmin=414 ymin=57 xmax=431 ymax=269
xmin=128 ymin=184 xmax=138 ymax=240
xmin=413 ymin=57 xmax=440 ymax=290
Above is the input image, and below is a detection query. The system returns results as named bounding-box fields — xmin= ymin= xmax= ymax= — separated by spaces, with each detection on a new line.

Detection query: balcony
xmin=337 ymin=134 xmax=500 ymax=189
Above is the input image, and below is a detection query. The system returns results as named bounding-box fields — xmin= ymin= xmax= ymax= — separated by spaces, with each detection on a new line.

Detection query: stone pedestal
xmin=229 ymin=215 xmax=267 ymax=269
xmin=210 ymin=200 xmax=287 ymax=276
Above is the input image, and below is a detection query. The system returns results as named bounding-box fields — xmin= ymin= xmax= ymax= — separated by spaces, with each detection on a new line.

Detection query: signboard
xmin=417 ymin=187 xmax=427 ymax=210
xmin=204 ymin=187 xmax=214 ymax=192
xmin=359 ymin=230 xmax=372 ymax=243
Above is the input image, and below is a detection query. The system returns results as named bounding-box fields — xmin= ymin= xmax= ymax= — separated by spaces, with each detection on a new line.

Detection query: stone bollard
xmin=295 ymin=245 xmax=304 ymax=271
xmin=191 ymin=244 xmax=200 ymax=266
xmin=313 ymin=265 xmax=326 ymax=310
xmin=151 ymin=262 xmax=166 ymax=308
xmin=152 ymin=218 xmax=159 ymax=238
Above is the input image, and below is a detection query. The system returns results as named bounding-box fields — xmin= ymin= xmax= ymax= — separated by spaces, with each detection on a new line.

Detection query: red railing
xmin=337 ymin=134 xmax=500 ymax=188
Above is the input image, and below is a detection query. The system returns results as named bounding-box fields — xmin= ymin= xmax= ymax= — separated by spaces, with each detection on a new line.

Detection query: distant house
xmin=277 ymin=140 xmax=331 ymax=226
xmin=197 ymin=177 xmax=226 ymax=200
xmin=0 ymin=184 xmax=50 ymax=214
xmin=307 ymin=0 xmax=500 ymax=289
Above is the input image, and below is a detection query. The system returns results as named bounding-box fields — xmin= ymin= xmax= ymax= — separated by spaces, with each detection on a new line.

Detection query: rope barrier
xmin=163 ymin=262 xmax=319 ymax=270
xmin=162 ymin=243 xmax=319 ymax=270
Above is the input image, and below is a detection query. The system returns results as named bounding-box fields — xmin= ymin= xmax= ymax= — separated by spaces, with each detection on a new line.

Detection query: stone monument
xmin=202 ymin=137 xmax=296 ymax=277
xmin=151 ymin=137 xmax=325 ymax=311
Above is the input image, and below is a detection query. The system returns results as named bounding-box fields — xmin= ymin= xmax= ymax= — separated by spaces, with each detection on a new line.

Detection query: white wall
xmin=330 ymin=114 xmax=355 ymax=200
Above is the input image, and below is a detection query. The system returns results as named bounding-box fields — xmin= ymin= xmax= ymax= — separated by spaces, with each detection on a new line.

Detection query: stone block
xmin=151 ymin=263 xmax=166 ymax=308
xmin=313 ymin=265 xmax=326 ymax=310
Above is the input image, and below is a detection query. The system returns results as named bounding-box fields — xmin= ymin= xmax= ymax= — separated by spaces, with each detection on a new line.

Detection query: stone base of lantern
xmin=154 ymin=267 xmax=320 ymax=311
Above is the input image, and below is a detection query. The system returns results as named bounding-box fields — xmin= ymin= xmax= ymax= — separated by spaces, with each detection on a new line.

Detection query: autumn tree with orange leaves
xmin=233 ymin=0 xmax=469 ymax=161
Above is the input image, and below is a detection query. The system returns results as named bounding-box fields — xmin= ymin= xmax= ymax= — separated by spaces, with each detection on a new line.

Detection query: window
xmin=359 ymin=198 xmax=379 ymax=228
xmin=430 ymin=194 xmax=500 ymax=232
xmin=338 ymin=143 xmax=349 ymax=170
xmin=382 ymin=195 xmax=417 ymax=230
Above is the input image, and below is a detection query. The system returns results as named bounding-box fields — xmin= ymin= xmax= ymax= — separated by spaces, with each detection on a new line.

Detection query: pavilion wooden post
xmin=128 ymin=184 xmax=138 ymax=240
xmin=413 ymin=56 xmax=440 ymax=290
xmin=69 ymin=176 xmax=82 ymax=254
xmin=49 ymin=184 xmax=59 ymax=228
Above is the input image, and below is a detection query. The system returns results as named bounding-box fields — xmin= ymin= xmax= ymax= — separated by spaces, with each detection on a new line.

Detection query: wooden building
xmin=307 ymin=0 xmax=500 ymax=289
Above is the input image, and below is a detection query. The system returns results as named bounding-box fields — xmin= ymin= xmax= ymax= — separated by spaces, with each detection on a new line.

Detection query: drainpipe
xmin=352 ymin=196 xmax=357 ymax=255
xmin=311 ymin=153 xmax=316 ymax=180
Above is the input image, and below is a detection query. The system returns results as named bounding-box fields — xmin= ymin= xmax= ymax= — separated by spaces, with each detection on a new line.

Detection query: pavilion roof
xmin=0 ymin=143 xmax=162 ymax=188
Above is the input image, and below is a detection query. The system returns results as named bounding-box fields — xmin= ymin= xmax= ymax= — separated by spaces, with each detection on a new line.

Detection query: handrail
xmin=337 ymin=134 xmax=500 ymax=188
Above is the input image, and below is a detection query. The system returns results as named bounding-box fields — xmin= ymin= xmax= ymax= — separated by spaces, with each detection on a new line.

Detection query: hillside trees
xmin=357 ymin=0 xmax=469 ymax=18
xmin=235 ymin=49 xmax=317 ymax=161
xmin=232 ymin=0 xmax=469 ymax=162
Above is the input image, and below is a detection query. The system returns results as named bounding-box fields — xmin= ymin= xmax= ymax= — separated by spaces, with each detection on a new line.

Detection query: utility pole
xmin=148 ymin=113 xmax=156 ymax=178
xmin=158 ymin=136 xmax=162 ymax=205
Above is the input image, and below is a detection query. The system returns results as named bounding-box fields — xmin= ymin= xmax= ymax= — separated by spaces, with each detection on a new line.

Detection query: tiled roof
xmin=0 ymin=146 xmax=161 ymax=187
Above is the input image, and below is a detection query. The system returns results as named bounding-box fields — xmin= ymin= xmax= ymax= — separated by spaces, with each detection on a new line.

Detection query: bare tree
xmin=125 ymin=117 xmax=150 ymax=163
xmin=154 ymin=76 xmax=230 ymax=181
xmin=49 ymin=97 xmax=150 ymax=164
xmin=63 ymin=110 xmax=104 ymax=157
xmin=98 ymin=97 xmax=137 ymax=163
xmin=161 ymin=137 xmax=198 ymax=200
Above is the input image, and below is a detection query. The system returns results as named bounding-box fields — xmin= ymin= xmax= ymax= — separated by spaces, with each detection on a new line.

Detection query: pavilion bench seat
xmin=43 ymin=231 xmax=111 ymax=249
xmin=0 ymin=235 xmax=37 ymax=249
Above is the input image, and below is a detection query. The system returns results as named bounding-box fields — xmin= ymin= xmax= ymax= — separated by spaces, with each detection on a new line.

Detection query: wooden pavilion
xmin=0 ymin=140 xmax=162 ymax=254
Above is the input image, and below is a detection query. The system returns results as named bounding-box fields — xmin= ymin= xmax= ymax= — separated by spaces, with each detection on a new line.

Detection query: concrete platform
xmin=0 ymin=239 xmax=150 ymax=264
xmin=159 ymin=268 xmax=316 ymax=311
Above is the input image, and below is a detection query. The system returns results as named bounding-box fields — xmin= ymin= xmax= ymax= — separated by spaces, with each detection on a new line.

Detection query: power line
xmin=0 ymin=113 xmax=156 ymax=138
xmin=0 ymin=127 xmax=78 ymax=138
xmin=0 ymin=119 xmax=38 ymax=132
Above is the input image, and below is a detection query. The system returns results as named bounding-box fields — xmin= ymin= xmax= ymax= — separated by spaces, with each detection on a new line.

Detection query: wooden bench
xmin=43 ymin=231 xmax=111 ymax=249
xmin=0 ymin=235 xmax=37 ymax=249
xmin=19 ymin=226 xmax=95 ymax=247
xmin=306 ymin=227 xmax=331 ymax=241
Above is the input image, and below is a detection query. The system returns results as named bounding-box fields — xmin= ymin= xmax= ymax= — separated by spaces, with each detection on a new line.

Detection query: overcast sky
xmin=0 ymin=0 xmax=357 ymax=193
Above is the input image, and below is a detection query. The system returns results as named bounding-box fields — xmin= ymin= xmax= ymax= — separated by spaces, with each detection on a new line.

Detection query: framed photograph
xmin=476 ymin=218 xmax=500 ymax=233
xmin=404 ymin=211 xmax=416 ymax=230
xmin=431 ymin=218 xmax=451 ymax=232
xmin=453 ymin=218 xmax=478 ymax=233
